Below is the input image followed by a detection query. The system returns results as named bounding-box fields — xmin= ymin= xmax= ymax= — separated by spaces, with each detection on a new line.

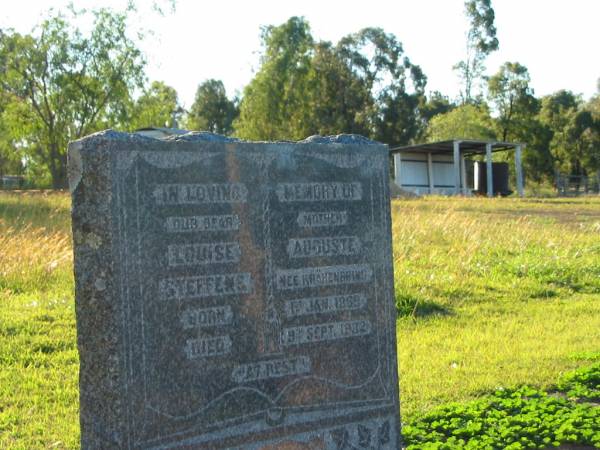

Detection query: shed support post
xmin=515 ymin=144 xmax=524 ymax=197
xmin=453 ymin=141 xmax=461 ymax=195
xmin=460 ymin=154 xmax=468 ymax=195
xmin=486 ymin=143 xmax=494 ymax=197
xmin=394 ymin=153 xmax=402 ymax=188
xmin=427 ymin=152 xmax=434 ymax=194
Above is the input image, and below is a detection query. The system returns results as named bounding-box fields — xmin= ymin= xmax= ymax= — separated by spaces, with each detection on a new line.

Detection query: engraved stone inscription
xmin=69 ymin=132 xmax=401 ymax=449
xmin=168 ymin=242 xmax=241 ymax=266
xmin=282 ymin=320 xmax=371 ymax=346
xmin=276 ymin=182 xmax=362 ymax=202
xmin=184 ymin=335 xmax=232 ymax=359
xmin=181 ymin=306 xmax=233 ymax=329
xmin=276 ymin=264 xmax=373 ymax=290
xmin=165 ymin=214 xmax=241 ymax=233
xmin=154 ymin=183 xmax=248 ymax=205
xmin=231 ymin=356 xmax=311 ymax=383
xmin=297 ymin=210 xmax=348 ymax=228
xmin=287 ymin=236 xmax=361 ymax=258
xmin=159 ymin=273 xmax=253 ymax=300
xmin=284 ymin=293 xmax=367 ymax=318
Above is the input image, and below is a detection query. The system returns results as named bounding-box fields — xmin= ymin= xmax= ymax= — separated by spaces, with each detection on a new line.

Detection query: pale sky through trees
xmin=2 ymin=0 xmax=599 ymax=107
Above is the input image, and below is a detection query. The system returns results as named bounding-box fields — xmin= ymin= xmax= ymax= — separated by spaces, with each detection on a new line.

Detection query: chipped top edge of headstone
xmin=165 ymin=131 xmax=240 ymax=142
xmin=70 ymin=129 xmax=383 ymax=146
xmin=299 ymin=134 xmax=380 ymax=145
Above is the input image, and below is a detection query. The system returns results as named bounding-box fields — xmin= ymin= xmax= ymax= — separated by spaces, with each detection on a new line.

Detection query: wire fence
xmin=555 ymin=173 xmax=600 ymax=196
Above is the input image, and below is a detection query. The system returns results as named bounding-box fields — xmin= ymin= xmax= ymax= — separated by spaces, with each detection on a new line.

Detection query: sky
xmin=2 ymin=0 xmax=599 ymax=108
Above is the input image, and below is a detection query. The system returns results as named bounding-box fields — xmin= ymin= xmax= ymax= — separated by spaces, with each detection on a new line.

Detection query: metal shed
xmin=390 ymin=139 xmax=525 ymax=197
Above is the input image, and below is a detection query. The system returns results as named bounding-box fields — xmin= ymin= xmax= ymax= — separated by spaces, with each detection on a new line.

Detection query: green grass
xmin=1 ymin=192 xmax=599 ymax=449
xmin=0 ymin=192 xmax=77 ymax=450
xmin=392 ymin=196 xmax=600 ymax=421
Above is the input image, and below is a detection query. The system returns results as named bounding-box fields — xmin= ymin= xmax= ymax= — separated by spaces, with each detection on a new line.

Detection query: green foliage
xmin=417 ymin=91 xmax=455 ymax=137
xmin=539 ymin=90 xmax=600 ymax=176
xmin=304 ymin=41 xmax=373 ymax=136
xmin=335 ymin=27 xmax=427 ymax=146
xmin=128 ymin=80 xmax=182 ymax=130
xmin=557 ymin=362 xmax=600 ymax=402
xmin=0 ymin=121 xmax=23 ymax=177
xmin=0 ymin=7 xmax=145 ymax=188
xmin=234 ymin=17 xmax=427 ymax=144
xmin=455 ymin=0 xmax=499 ymax=103
xmin=425 ymin=104 xmax=496 ymax=141
xmin=403 ymin=384 xmax=600 ymax=449
xmin=487 ymin=62 xmax=538 ymax=142
xmin=482 ymin=62 xmax=555 ymax=182
xmin=464 ymin=0 xmax=499 ymax=54
xmin=520 ymin=120 xmax=555 ymax=183
xmin=234 ymin=17 xmax=314 ymax=140
xmin=186 ymin=79 xmax=238 ymax=134
xmin=588 ymin=93 xmax=600 ymax=120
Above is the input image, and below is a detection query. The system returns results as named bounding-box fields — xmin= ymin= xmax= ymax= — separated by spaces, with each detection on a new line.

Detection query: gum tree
xmin=187 ymin=79 xmax=238 ymax=134
xmin=0 ymin=8 xmax=145 ymax=188
xmin=454 ymin=0 xmax=499 ymax=104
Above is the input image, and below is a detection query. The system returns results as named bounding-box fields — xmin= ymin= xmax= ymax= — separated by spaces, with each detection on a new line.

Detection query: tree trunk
xmin=48 ymin=143 xmax=68 ymax=190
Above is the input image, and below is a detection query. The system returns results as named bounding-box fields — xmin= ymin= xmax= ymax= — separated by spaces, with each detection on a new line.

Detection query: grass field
xmin=1 ymin=192 xmax=599 ymax=449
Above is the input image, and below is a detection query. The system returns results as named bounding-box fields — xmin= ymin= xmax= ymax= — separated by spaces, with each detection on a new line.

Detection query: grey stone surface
xmin=69 ymin=130 xmax=400 ymax=449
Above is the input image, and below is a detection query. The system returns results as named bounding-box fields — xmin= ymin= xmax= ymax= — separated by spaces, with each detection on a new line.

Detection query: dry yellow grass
xmin=0 ymin=191 xmax=72 ymax=295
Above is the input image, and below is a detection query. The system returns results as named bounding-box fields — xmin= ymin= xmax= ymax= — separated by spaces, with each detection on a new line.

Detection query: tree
xmin=235 ymin=18 xmax=427 ymax=145
xmin=419 ymin=91 xmax=455 ymax=124
xmin=487 ymin=62 xmax=538 ymax=142
xmin=539 ymin=90 xmax=600 ymax=176
xmin=413 ymin=91 xmax=455 ymax=141
xmin=425 ymin=104 xmax=496 ymax=141
xmin=0 ymin=8 xmax=145 ymax=188
xmin=587 ymin=85 xmax=600 ymax=119
xmin=486 ymin=62 xmax=557 ymax=181
xmin=0 ymin=123 xmax=24 ymax=177
xmin=235 ymin=17 xmax=314 ymax=140
xmin=128 ymin=81 xmax=182 ymax=130
xmin=0 ymin=91 xmax=22 ymax=176
xmin=304 ymin=41 xmax=373 ymax=137
xmin=186 ymin=79 xmax=237 ymax=134
xmin=454 ymin=0 xmax=499 ymax=103
xmin=335 ymin=27 xmax=427 ymax=146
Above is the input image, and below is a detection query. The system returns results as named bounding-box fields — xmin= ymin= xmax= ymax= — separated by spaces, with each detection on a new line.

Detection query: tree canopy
xmin=539 ymin=91 xmax=600 ymax=176
xmin=488 ymin=62 xmax=538 ymax=143
xmin=234 ymin=17 xmax=427 ymax=145
xmin=187 ymin=79 xmax=238 ymax=134
xmin=234 ymin=17 xmax=315 ymax=140
xmin=0 ymin=8 xmax=145 ymax=187
xmin=425 ymin=104 xmax=496 ymax=142
xmin=0 ymin=3 xmax=599 ymax=189
xmin=454 ymin=0 xmax=499 ymax=104
xmin=128 ymin=81 xmax=182 ymax=130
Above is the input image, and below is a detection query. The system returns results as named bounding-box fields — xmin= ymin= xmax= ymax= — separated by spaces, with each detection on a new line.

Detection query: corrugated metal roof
xmin=390 ymin=139 xmax=523 ymax=155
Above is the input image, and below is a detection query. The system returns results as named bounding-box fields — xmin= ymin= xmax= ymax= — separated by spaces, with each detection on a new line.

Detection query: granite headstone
xmin=69 ymin=131 xmax=400 ymax=449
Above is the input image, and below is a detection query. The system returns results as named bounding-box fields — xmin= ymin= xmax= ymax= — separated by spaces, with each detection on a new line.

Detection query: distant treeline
xmin=0 ymin=2 xmax=598 ymax=188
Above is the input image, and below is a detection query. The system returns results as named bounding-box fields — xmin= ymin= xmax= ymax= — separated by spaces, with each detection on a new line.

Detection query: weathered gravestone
xmin=69 ymin=130 xmax=401 ymax=449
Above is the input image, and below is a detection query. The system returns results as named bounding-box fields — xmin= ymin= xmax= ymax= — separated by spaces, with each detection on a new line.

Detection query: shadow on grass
xmin=528 ymin=287 xmax=559 ymax=299
xmin=395 ymin=293 xmax=452 ymax=319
